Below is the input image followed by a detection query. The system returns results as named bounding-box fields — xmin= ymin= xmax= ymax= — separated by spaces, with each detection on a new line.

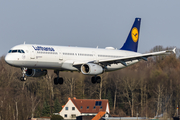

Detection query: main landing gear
xmin=20 ymin=68 xmax=27 ymax=81
xmin=54 ymin=71 xmax=64 ymax=85
xmin=91 ymin=76 xmax=101 ymax=84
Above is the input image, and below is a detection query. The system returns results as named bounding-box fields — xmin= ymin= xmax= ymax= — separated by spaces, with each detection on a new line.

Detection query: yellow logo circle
xmin=131 ymin=27 xmax=139 ymax=42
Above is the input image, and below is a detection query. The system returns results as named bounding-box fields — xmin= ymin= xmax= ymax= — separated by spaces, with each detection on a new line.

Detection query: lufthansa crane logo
xmin=131 ymin=27 xmax=139 ymax=42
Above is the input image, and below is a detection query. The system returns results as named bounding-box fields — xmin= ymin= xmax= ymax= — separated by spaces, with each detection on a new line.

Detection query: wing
xmin=98 ymin=48 xmax=176 ymax=66
xmin=73 ymin=48 xmax=176 ymax=66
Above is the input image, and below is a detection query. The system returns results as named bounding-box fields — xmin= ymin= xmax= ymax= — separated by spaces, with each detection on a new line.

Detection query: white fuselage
xmin=5 ymin=44 xmax=141 ymax=72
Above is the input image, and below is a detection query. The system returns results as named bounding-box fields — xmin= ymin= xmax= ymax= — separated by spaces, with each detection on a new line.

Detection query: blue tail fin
xmin=120 ymin=18 xmax=141 ymax=52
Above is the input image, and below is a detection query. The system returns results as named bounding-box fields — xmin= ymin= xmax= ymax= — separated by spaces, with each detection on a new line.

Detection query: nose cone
xmin=5 ymin=54 xmax=14 ymax=65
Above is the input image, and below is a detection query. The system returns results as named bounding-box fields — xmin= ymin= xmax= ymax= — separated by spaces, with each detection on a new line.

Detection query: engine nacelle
xmin=81 ymin=63 xmax=103 ymax=75
xmin=25 ymin=69 xmax=47 ymax=77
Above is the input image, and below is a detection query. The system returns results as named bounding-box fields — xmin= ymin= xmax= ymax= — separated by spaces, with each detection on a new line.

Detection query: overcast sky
xmin=0 ymin=0 xmax=179 ymax=56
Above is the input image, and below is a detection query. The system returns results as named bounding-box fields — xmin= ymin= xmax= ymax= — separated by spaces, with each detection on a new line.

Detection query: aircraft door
xmin=30 ymin=50 xmax=35 ymax=59
xmin=28 ymin=47 xmax=35 ymax=59
xmin=92 ymin=51 xmax=97 ymax=61
xmin=21 ymin=50 xmax=26 ymax=65
xmin=59 ymin=49 xmax=63 ymax=61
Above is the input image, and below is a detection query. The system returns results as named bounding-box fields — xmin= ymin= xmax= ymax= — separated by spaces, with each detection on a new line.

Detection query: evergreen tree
xmin=41 ymin=100 xmax=50 ymax=117
xmin=35 ymin=106 xmax=41 ymax=118
xmin=51 ymin=115 xmax=64 ymax=120
xmin=54 ymin=98 xmax=62 ymax=113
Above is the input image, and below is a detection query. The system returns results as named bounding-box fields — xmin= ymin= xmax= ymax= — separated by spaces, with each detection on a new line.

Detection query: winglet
xmin=166 ymin=48 xmax=176 ymax=54
xmin=173 ymin=48 xmax=176 ymax=54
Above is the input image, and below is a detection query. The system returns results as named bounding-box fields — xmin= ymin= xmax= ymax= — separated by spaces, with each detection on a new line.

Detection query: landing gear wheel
xmin=54 ymin=70 xmax=64 ymax=85
xmin=91 ymin=76 xmax=101 ymax=84
xmin=20 ymin=77 xmax=27 ymax=81
xmin=54 ymin=77 xmax=64 ymax=85
xmin=91 ymin=77 xmax=97 ymax=84
xmin=58 ymin=77 xmax=63 ymax=84
xmin=96 ymin=76 xmax=101 ymax=83
xmin=54 ymin=78 xmax=58 ymax=85
xmin=20 ymin=67 xmax=27 ymax=81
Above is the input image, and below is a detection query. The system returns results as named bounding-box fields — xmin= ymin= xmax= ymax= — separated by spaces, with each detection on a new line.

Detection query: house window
xmin=87 ymin=106 xmax=89 ymax=109
xmin=80 ymin=106 xmax=83 ymax=109
xmin=72 ymin=107 xmax=75 ymax=110
xmin=64 ymin=114 xmax=67 ymax=117
xmin=95 ymin=101 xmax=102 ymax=106
xmin=65 ymin=107 xmax=68 ymax=110
xmin=93 ymin=106 xmax=96 ymax=109
xmin=100 ymin=106 xmax=103 ymax=109
xmin=71 ymin=114 xmax=76 ymax=118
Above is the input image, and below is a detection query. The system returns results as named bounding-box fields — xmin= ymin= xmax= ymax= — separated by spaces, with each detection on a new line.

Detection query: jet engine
xmin=25 ymin=69 xmax=47 ymax=77
xmin=81 ymin=63 xmax=103 ymax=75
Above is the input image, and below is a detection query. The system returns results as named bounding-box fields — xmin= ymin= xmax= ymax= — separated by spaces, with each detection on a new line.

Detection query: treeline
xmin=0 ymin=46 xmax=180 ymax=120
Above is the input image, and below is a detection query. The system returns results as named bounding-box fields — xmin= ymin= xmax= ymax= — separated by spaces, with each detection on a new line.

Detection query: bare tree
xmin=30 ymin=92 xmax=41 ymax=118
xmin=121 ymin=70 xmax=140 ymax=117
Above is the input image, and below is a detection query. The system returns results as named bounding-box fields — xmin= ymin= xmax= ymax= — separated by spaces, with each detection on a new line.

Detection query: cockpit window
xmin=21 ymin=50 xmax=25 ymax=53
xmin=12 ymin=50 xmax=17 ymax=53
xmin=8 ymin=50 xmax=12 ymax=53
xmin=8 ymin=49 xmax=25 ymax=53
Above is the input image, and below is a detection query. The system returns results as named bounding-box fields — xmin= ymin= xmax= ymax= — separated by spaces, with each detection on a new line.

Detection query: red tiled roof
xmin=70 ymin=98 xmax=109 ymax=113
xmin=92 ymin=111 xmax=106 ymax=120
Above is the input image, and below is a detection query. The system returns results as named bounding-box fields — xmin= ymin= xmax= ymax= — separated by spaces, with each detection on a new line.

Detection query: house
xmin=59 ymin=97 xmax=110 ymax=119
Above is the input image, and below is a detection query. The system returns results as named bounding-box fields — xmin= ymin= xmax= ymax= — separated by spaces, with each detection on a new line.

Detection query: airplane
xmin=5 ymin=18 xmax=176 ymax=85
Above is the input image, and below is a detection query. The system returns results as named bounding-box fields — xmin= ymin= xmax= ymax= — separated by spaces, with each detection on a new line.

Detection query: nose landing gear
xmin=20 ymin=68 xmax=27 ymax=81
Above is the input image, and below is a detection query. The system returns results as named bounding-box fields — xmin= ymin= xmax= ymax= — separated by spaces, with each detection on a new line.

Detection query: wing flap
xmin=73 ymin=60 xmax=94 ymax=66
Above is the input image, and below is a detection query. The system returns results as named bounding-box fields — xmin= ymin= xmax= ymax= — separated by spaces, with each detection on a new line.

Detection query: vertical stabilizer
xmin=120 ymin=18 xmax=141 ymax=52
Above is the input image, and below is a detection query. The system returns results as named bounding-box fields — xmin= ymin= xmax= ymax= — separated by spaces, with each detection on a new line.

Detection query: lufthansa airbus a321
xmin=5 ymin=18 xmax=176 ymax=85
